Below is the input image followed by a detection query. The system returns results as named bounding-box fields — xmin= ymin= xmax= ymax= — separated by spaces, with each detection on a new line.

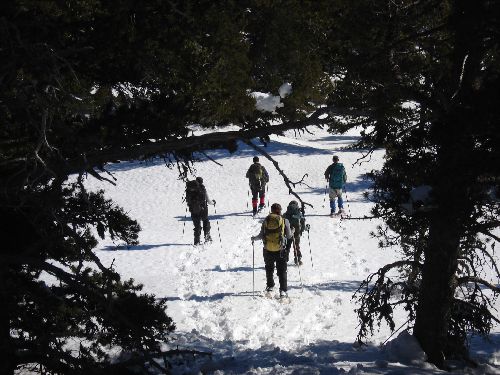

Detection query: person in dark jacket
xmin=283 ymin=200 xmax=305 ymax=265
xmin=185 ymin=177 xmax=215 ymax=245
xmin=324 ymin=155 xmax=347 ymax=216
xmin=246 ymin=156 xmax=270 ymax=216
xmin=251 ymin=203 xmax=294 ymax=298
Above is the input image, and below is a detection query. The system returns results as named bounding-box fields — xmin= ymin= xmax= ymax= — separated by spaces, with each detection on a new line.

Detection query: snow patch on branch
xmin=250 ymin=83 xmax=292 ymax=113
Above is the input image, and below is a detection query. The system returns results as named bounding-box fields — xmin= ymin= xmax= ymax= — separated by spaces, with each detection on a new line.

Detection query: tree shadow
xmin=99 ymin=138 xmax=334 ymax=173
xmin=204 ymin=266 xmax=266 ymax=273
xmin=102 ymin=243 xmax=191 ymax=251
xmin=158 ymin=290 xmax=259 ymax=303
xmin=175 ymin=211 xmax=255 ymax=222
xmin=168 ymin=336 xmax=445 ymax=374
xmin=288 ymin=280 xmax=361 ymax=293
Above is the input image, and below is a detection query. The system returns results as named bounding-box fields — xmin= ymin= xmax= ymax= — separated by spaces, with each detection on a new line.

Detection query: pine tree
xmin=0 ymin=1 xmax=335 ymax=373
xmin=323 ymin=0 xmax=500 ymax=367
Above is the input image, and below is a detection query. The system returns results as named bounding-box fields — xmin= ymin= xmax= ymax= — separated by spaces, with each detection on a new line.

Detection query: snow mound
xmin=384 ymin=330 xmax=427 ymax=366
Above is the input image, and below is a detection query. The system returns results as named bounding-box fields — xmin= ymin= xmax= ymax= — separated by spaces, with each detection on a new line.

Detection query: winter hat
xmin=253 ymin=156 xmax=259 ymax=163
xmin=196 ymin=177 xmax=203 ymax=184
xmin=332 ymin=155 xmax=339 ymax=162
xmin=271 ymin=203 xmax=282 ymax=214
xmin=289 ymin=200 xmax=299 ymax=207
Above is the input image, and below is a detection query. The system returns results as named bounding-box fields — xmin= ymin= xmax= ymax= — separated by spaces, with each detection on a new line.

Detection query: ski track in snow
xmin=82 ymin=128 xmax=500 ymax=374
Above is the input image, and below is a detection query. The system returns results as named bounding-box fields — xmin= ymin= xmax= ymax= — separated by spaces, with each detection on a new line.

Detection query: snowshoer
xmin=283 ymin=200 xmax=306 ymax=265
xmin=324 ymin=155 xmax=347 ymax=216
xmin=246 ymin=156 xmax=269 ymax=216
xmin=251 ymin=203 xmax=294 ymax=298
xmin=185 ymin=177 xmax=215 ymax=245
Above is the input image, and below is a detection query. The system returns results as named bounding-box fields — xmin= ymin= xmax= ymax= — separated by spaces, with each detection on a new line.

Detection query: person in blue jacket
xmin=324 ymin=155 xmax=347 ymax=216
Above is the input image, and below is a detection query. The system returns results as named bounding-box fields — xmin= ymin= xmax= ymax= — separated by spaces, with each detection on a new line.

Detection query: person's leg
xmin=251 ymin=187 xmax=258 ymax=215
xmin=263 ymin=250 xmax=275 ymax=289
xmin=201 ymin=209 xmax=211 ymax=241
xmin=259 ymin=187 xmax=266 ymax=209
xmin=276 ymin=252 xmax=288 ymax=292
xmin=329 ymin=188 xmax=337 ymax=214
xmin=294 ymin=230 xmax=302 ymax=261
xmin=192 ymin=213 xmax=202 ymax=244
xmin=337 ymin=189 xmax=344 ymax=211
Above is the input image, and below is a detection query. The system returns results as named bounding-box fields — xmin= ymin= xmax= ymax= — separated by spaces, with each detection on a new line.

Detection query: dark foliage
xmin=325 ymin=0 xmax=500 ymax=367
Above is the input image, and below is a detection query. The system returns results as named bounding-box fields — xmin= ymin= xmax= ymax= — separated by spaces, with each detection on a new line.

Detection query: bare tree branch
xmin=244 ymin=140 xmax=313 ymax=210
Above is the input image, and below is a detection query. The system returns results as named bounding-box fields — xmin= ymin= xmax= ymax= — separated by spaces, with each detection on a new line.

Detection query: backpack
xmin=284 ymin=203 xmax=302 ymax=228
xmin=185 ymin=180 xmax=206 ymax=214
xmin=263 ymin=214 xmax=285 ymax=252
xmin=329 ymin=163 xmax=346 ymax=189
xmin=248 ymin=163 xmax=267 ymax=190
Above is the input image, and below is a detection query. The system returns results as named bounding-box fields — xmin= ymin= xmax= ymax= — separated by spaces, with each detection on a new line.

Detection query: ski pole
xmin=252 ymin=239 xmax=255 ymax=298
xmin=292 ymin=236 xmax=303 ymax=292
xmin=306 ymin=224 xmax=314 ymax=269
xmin=213 ymin=202 xmax=223 ymax=250
xmin=266 ymin=184 xmax=269 ymax=208
xmin=323 ymin=183 xmax=328 ymax=207
xmin=344 ymin=185 xmax=352 ymax=218
xmin=182 ymin=205 xmax=188 ymax=236
xmin=247 ymin=189 xmax=249 ymax=209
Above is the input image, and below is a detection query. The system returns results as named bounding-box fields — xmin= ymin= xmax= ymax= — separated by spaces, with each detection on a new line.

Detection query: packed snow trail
xmin=85 ymin=127 xmax=499 ymax=374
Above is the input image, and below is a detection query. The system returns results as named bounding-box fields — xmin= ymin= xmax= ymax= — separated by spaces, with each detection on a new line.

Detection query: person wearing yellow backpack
xmin=251 ymin=203 xmax=294 ymax=298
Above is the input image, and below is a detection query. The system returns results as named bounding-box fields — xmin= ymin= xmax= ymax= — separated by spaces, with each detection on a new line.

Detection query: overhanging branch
xmin=59 ymin=106 xmax=368 ymax=176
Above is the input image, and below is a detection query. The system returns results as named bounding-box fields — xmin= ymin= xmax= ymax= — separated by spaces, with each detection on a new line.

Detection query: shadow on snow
xmin=101 ymin=242 xmax=192 ymax=251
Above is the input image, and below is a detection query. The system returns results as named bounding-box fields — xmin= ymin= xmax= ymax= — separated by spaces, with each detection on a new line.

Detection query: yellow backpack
xmin=263 ymin=214 xmax=285 ymax=251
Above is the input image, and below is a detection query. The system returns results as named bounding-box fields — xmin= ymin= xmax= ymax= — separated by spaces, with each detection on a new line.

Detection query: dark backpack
xmin=185 ymin=180 xmax=206 ymax=214
xmin=284 ymin=203 xmax=302 ymax=227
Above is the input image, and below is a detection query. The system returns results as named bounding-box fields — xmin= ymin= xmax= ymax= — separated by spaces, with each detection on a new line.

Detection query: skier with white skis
xmin=324 ymin=155 xmax=347 ymax=217
xmin=283 ymin=200 xmax=306 ymax=265
xmin=251 ymin=203 xmax=294 ymax=298
xmin=185 ymin=177 xmax=215 ymax=245
xmin=246 ymin=156 xmax=269 ymax=216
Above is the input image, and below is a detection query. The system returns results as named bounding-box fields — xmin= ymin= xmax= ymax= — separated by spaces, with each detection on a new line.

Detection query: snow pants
xmin=329 ymin=188 xmax=344 ymax=212
xmin=191 ymin=208 xmax=210 ymax=245
xmin=263 ymin=249 xmax=287 ymax=292
xmin=251 ymin=185 xmax=266 ymax=212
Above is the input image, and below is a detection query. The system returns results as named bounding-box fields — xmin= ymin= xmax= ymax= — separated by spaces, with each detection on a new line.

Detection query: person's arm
xmin=245 ymin=165 xmax=252 ymax=179
xmin=324 ymin=165 xmax=331 ymax=181
xmin=343 ymin=168 xmax=347 ymax=185
xmin=284 ymin=218 xmax=294 ymax=239
xmin=207 ymin=192 xmax=215 ymax=205
xmin=203 ymin=188 xmax=215 ymax=205
xmin=251 ymin=222 xmax=265 ymax=241
xmin=263 ymin=167 xmax=269 ymax=182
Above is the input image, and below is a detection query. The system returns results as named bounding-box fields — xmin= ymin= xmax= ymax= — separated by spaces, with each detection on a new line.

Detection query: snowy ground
xmin=84 ymin=127 xmax=500 ymax=374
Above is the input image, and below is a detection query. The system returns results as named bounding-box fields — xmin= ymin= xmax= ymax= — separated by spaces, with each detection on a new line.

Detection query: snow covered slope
xmin=84 ymin=127 xmax=499 ymax=374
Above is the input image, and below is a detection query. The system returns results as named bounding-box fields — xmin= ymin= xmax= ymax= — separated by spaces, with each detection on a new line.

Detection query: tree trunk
xmin=413 ymin=205 xmax=462 ymax=367
xmin=414 ymin=0 xmax=483 ymax=367
xmin=0 ymin=267 xmax=15 ymax=375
